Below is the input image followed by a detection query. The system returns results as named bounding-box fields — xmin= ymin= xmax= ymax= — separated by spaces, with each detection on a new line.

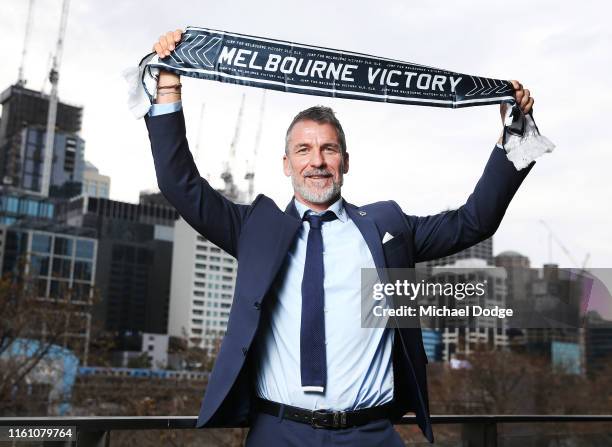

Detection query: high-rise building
xmin=167 ymin=179 xmax=245 ymax=353
xmin=495 ymin=250 xmax=533 ymax=302
xmin=57 ymin=195 xmax=178 ymax=335
xmin=0 ymin=191 xmax=55 ymax=225
xmin=0 ymin=221 xmax=97 ymax=362
xmin=81 ymin=161 xmax=110 ymax=199
xmin=0 ymin=84 xmax=84 ymax=198
xmin=168 ymin=218 xmax=237 ymax=353
xmin=425 ymin=258 xmax=509 ymax=361
xmin=418 ymin=237 xmax=493 ymax=268
xmin=583 ymin=311 xmax=612 ymax=376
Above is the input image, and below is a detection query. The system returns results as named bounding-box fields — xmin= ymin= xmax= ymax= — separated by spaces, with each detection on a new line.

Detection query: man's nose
xmin=309 ymin=148 xmax=325 ymax=167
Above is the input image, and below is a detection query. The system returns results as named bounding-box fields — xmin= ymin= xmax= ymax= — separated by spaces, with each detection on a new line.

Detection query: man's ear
xmin=283 ymin=154 xmax=291 ymax=177
xmin=343 ymin=152 xmax=350 ymax=174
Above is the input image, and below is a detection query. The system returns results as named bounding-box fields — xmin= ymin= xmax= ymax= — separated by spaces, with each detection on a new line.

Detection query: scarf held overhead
xmin=126 ymin=26 xmax=554 ymax=168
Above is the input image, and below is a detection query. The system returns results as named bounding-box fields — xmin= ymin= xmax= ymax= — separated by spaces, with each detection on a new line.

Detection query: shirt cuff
xmin=149 ymin=101 xmax=183 ymax=117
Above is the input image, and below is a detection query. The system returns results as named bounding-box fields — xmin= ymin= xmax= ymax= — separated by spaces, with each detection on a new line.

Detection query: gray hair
xmin=285 ymin=106 xmax=347 ymax=154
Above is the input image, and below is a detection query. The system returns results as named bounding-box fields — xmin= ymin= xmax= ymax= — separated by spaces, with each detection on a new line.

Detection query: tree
xmin=0 ymin=260 xmax=90 ymax=416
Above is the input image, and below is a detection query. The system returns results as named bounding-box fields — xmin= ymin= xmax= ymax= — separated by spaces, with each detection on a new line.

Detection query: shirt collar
xmin=293 ymin=196 xmax=348 ymax=223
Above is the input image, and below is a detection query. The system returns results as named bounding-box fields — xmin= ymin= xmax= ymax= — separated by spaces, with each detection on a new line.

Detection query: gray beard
xmin=291 ymin=174 xmax=343 ymax=205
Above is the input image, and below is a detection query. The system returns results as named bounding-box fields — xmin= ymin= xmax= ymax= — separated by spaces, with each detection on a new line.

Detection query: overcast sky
xmin=2 ymin=0 xmax=611 ymax=269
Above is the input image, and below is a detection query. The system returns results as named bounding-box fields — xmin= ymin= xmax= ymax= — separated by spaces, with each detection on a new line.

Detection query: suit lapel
xmin=284 ymin=197 xmax=300 ymax=218
xmin=282 ymin=197 xmax=390 ymax=284
xmin=344 ymin=201 xmax=390 ymax=284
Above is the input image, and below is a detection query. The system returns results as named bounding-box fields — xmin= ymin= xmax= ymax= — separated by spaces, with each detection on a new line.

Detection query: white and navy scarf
xmin=125 ymin=26 xmax=554 ymax=169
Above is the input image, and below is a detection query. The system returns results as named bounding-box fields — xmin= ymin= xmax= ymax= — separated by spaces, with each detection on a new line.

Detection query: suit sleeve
xmin=405 ymin=145 xmax=535 ymax=263
xmin=145 ymin=109 xmax=250 ymax=258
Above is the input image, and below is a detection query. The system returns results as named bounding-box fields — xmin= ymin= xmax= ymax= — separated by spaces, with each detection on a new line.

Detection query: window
xmin=72 ymin=282 xmax=91 ymax=301
xmin=26 ymin=200 xmax=38 ymax=216
xmin=76 ymin=240 xmax=94 ymax=259
xmin=36 ymin=279 xmax=48 ymax=297
xmin=74 ymin=260 xmax=92 ymax=281
xmin=30 ymin=255 xmax=50 ymax=276
xmin=49 ymin=280 xmax=70 ymax=299
xmin=99 ymin=185 xmax=109 ymax=198
xmin=52 ymin=257 xmax=72 ymax=279
xmin=6 ymin=197 xmax=18 ymax=213
xmin=31 ymin=234 xmax=52 ymax=253
xmin=54 ymin=237 xmax=73 ymax=256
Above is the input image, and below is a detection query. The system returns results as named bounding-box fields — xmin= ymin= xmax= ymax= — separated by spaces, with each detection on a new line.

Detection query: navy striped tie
xmin=300 ymin=210 xmax=337 ymax=392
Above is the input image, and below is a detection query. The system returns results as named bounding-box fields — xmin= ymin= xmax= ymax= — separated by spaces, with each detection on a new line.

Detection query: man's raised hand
xmin=509 ymin=80 xmax=534 ymax=114
xmin=152 ymin=29 xmax=183 ymax=102
xmin=153 ymin=29 xmax=183 ymax=58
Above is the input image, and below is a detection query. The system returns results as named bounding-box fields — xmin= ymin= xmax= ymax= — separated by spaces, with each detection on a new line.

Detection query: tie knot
xmin=304 ymin=210 xmax=337 ymax=229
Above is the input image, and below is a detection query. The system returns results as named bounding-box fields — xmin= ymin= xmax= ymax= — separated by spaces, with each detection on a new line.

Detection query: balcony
xmin=1 ymin=414 xmax=611 ymax=446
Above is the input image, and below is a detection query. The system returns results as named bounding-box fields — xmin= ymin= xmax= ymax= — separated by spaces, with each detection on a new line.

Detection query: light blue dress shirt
xmin=149 ymin=102 xmax=394 ymax=411
xmin=149 ymin=101 xmax=183 ymax=116
xmin=253 ymin=198 xmax=394 ymax=411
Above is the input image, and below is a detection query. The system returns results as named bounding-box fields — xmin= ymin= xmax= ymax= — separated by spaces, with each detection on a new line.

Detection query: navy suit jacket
xmin=145 ymin=110 xmax=534 ymax=443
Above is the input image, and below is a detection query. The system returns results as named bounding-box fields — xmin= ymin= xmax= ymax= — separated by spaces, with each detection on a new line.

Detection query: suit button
xmin=242 ymin=347 xmax=248 ymax=356
xmin=253 ymin=301 xmax=261 ymax=310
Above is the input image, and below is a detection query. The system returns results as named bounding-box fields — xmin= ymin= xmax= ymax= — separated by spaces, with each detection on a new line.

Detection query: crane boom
xmin=41 ymin=0 xmax=71 ymax=197
xmin=221 ymin=93 xmax=246 ymax=197
xmin=539 ymin=219 xmax=587 ymax=268
xmin=17 ymin=0 xmax=36 ymax=86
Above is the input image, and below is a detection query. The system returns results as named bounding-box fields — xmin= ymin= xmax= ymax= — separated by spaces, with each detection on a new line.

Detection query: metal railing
xmin=1 ymin=414 xmax=611 ymax=446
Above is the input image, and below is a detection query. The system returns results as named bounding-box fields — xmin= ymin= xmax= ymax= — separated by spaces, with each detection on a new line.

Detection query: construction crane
xmin=221 ymin=93 xmax=245 ymax=199
xmin=41 ymin=0 xmax=71 ymax=197
xmin=539 ymin=220 xmax=590 ymax=269
xmin=17 ymin=0 xmax=36 ymax=86
xmin=245 ymin=90 xmax=266 ymax=203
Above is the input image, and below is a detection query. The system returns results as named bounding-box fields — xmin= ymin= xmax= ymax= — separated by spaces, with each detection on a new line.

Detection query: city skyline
xmin=1 ymin=0 xmax=610 ymax=269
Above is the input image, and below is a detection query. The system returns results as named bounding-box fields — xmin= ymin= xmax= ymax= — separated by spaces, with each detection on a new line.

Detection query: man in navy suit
xmin=146 ymin=30 xmax=536 ymax=446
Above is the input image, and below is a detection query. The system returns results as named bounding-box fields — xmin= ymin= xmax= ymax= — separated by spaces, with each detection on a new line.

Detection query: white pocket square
xmin=382 ymin=232 xmax=394 ymax=244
